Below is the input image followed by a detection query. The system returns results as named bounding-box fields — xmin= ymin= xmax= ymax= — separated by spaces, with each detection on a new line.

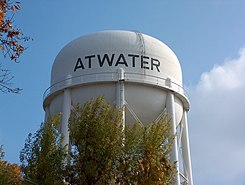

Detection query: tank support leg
xmin=166 ymin=91 xmax=180 ymax=185
xmin=44 ymin=105 xmax=50 ymax=122
xmin=181 ymin=110 xmax=193 ymax=185
xmin=117 ymin=68 xmax=125 ymax=130
xmin=60 ymin=88 xmax=71 ymax=150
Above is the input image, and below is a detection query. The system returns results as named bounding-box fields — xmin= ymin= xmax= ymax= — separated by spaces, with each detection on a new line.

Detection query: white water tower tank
xmin=43 ymin=30 xmax=193 ymax=185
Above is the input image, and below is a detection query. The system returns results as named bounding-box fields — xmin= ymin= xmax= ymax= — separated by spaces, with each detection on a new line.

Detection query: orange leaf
xmin=11 ymin=6 xmax=14 ymax=13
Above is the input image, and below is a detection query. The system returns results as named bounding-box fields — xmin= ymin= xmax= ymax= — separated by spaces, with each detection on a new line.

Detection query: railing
xmin=124 ymin=72 xmax=189 ymax=99
xmin=43 ymin=72 xmax=189 ymax=102
xmin=43 ymin=72 xmax=118 ymax=100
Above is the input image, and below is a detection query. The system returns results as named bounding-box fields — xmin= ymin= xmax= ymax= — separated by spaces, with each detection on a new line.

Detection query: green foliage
xmin=68 ymin=96 xmax=124 ymax=184
xmin=0 ymin=145 xmax=22 ymax=185
xmin=0 ymin=145 xmax=4 ymax=161
xmin=20 ymin=114 xmax=67 ymax=185
xmin=20 ymin=96 xmax=176 ymax=185
xmin=68 ymin=96 xmax=176 ymax=185
xmin=112 ymin=116 xmax=176 ymax=185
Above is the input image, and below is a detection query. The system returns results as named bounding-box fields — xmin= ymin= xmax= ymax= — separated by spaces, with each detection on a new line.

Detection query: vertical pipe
xmin=181 ymin=110 xmax=193 ymax=185
xmin=60 ymin=89 xmax=71 ymax=149
xmin=117 ymin=68 xmax=125 ymax=130
xmin=166 ymin=91 xmax=180 ymax=185
xmin=44 ymin=105 xmax=50 ymax=122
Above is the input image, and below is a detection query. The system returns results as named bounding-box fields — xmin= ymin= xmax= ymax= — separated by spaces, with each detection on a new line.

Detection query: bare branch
xmin=0 ymin=65 xmax=22 ymax=93
xmin=0 ymin=0 xmax=31 ymax=94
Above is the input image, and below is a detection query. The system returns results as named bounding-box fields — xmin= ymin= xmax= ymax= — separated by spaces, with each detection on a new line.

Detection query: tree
xmin=68 ymin=96 xmax=176 ymax=184
xmin=118 ymin=117 xmax=176 ymax=184
xmin=21 ymin=97 xmax=176 ymax=184
xmin=0 ymin=65 xmax=21 ymax=93
xmin=0 ymin=145 xmax=22 ymax=185
xmin=20 ymin=115 xmax=67 ymax=185
xmin=68 ymin=96 xmax=124 ymax=184
xmin=0 ymin=0 xmax=31 ymax=93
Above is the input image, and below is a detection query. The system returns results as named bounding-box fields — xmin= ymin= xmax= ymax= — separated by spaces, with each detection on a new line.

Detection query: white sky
xmin=189 ymin=47 xmax=245 ymax=185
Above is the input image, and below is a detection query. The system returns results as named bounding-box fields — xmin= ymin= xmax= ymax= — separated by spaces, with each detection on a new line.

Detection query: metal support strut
xmin=181 ymin=110 xmax=193 ymax=185
xmin=166 ymin=91 xmax=181 ymax=185
xmin=116 ymin=68 xmax=125 ymax=130
xmin=60 ymin=88 xmax=71 ymax=149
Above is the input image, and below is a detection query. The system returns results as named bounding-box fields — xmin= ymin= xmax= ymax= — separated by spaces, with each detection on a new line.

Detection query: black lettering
xmin=73 ymin=54 xmax=160 ymax=72
xmin=85 ymin=55 xmax=95 ymax=68
xmin=141 ymin=56 xmax=149 ymax=69
xmin=74 ymin=58 xmax=84 ymax=72
xmin=151 ymin=58 xmax=160 ymax=72
xmin=128 ymin=54 xmax=139 ymax=67
xmin=115 ymin=54 xmax=128 ymax=67
xmin=97 ymin=54 xmax=115 ymax=67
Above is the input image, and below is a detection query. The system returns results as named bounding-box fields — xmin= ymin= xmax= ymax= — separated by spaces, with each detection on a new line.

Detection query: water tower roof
xmin=51 ymin=30 xmax=183 ymax=87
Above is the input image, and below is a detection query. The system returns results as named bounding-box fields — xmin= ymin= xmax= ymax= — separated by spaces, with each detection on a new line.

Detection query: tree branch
xmin=0 ymin=66 xmax=21 ymax=93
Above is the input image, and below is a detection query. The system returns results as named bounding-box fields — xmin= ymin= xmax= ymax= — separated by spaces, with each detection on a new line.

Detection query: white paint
xmin=117 ymin=68 xmax=125 ymax=130
xmin=60 ymin=89 xmax=71 ymax=149
xmin=181 ymin=110 xmax=193 ymax=185
xmin=166 ymin=91 xmax=181 ymax=185
xmin=43 ymin=30 xmax=193 ymax=185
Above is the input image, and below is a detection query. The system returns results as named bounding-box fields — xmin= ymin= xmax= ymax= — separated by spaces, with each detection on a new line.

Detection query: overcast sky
xmin=1 ymin=1 xmax=245 ymax=184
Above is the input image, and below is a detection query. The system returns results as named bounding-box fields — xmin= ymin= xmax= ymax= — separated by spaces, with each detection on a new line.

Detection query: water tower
xmin=43 ymin=30 xmax=193 ymax=185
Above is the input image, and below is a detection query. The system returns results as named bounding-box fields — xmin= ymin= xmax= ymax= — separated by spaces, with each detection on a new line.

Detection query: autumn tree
xmin=68 ymin=97 xmax=124 ymax=184
xmin=20 ymin=115 xmax=67 ymax=185
xmin=0 ymin=145 xmax=22 ymax=185
xmin=118 ymin=118 xmax=176 ymax=184
xmin=68 ymin=96 xmax=176 ymax=184
xmin=20 ymin=97 xmax=176 ymax=184
xmin=0 ymin=0 xmax=31 ymax=93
